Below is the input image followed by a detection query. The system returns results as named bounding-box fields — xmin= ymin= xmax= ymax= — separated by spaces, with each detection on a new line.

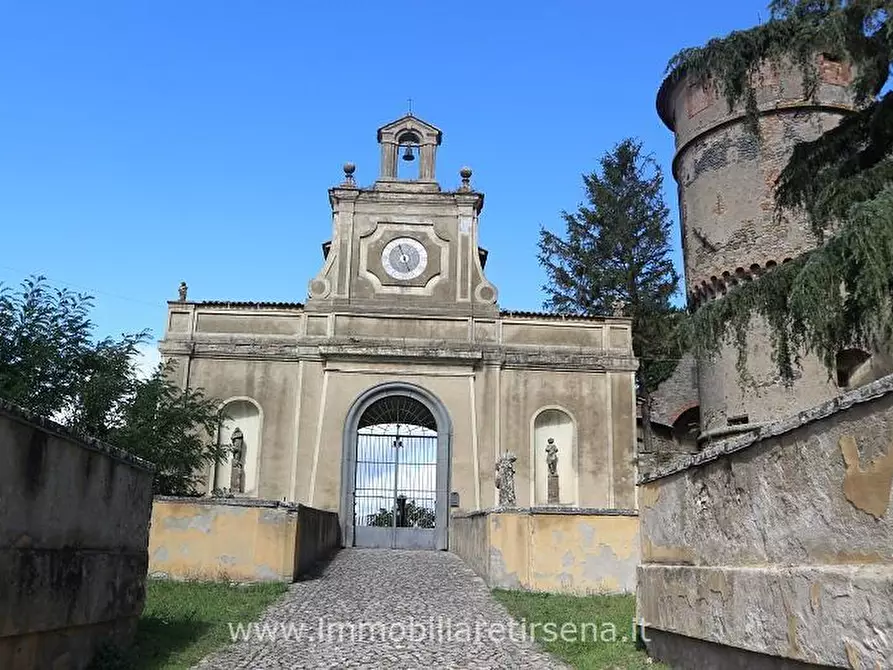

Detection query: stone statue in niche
xmin=229 ymin=427 xmax=245 ymax=494
xmin=495 ymin=452 xmax=517 ymax=507
xmin=546 ymin=438 xmax=558 ymax=476
xmin=546 ymin=438 xmax=560 ymax=504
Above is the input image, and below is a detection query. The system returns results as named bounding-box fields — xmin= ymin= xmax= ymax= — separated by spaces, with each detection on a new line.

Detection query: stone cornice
xmin=501 ymin=349 xmax=637 ymax=372
xmin=452 ymin=506 xmax=639 ymax=519
xmin=639 ymin=372 xmax=893 ymax=484
xmin=159 ymin=336 xmax=637 ymax=371
xmin=688 ymin=258 xmax=796 ymax=309
xmin=319 ymin=343 xmax=484 ymax=364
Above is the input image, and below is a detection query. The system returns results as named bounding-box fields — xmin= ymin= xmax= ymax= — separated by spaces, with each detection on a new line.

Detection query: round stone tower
xmin=657 ymin=55 xmax=857 ymax=439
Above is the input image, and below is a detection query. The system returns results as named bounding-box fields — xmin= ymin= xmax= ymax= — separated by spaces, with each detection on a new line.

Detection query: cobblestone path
xmin=196 ymin=548 xmax=565 ymax=669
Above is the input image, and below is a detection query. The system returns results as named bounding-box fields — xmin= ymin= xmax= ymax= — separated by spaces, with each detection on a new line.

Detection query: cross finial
xmin=407 ymin=98 xmax=413 ymax=116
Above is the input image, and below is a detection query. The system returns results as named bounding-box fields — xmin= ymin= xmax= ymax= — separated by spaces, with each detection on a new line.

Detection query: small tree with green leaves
xmin=538 ymin=138 xmax=685 ymax=453
xmin=0 ymin=276 xmax=228 ymax=494
xmin=667 ymin=0 xmax=893 ymax=378
xmin=110 ymin=364 xmax=230 ymax=495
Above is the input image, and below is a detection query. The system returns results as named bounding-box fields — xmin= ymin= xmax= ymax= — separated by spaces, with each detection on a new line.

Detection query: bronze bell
xmin=402 ymin=145 xmax=416 ymax=162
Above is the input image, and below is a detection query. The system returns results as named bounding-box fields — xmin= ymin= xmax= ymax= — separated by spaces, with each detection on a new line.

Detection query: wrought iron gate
xmin=352 ymin=395 xmax=439 ymax=549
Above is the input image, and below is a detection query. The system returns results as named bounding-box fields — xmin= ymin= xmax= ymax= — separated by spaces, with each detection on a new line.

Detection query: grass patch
xmin=90 ymin=578 xmax=288 ymax=670
xmin=492 ymin=589 xmax=665 ymax=670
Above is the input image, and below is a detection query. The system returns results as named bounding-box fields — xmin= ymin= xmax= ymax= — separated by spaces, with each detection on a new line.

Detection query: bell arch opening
xmin=341 ymin=383 xmax=451 ymax=550
xmin=396 ymin=130 xmax=422 ymax=181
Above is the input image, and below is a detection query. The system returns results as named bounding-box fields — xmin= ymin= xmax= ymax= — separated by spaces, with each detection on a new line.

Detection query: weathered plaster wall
xmin=0 ymin=402 xmax=154 ymax=670
xmin=187 ymin=357 xmax=299 ymax=500
xmin=451 ymin=509 xmax=639 ymax=595
xmin=148 ymin=498 xmax=339 ymax=582
xmin=637 ymin=374 xmax=893 ymax=669
xmin=160 ymin=303 xmax=638 ymax=525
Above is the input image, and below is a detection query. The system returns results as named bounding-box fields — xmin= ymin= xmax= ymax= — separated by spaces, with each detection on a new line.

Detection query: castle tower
xmin=305 ymin=114 xmax=499 ymax=316
xmin=657 ymin=56 xmax=857 ymax=438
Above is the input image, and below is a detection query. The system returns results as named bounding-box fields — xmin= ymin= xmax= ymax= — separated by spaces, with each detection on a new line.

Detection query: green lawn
xmin=492 ymin=589 xmax=665 ymax=670
xmin=90 ymin=579 xmax=288 ymax=670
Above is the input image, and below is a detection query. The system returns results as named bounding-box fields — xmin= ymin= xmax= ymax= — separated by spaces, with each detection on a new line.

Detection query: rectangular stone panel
xmin=306 ymin=315 xmax=329 ymax=337
xmin=608 ymin=326 xmax=630 ymax=351
xmin=473 ymin=320 xmax=497 ymax=343
xmin=502 ymin=322 xmax=604 ymax=348
xmin=168 ymin=311 xmax=191 ymax=333
xmin=334 ymin=315 xmax=468 ymax=341
xmin=195 ymin=313 xmax=301 ymax=335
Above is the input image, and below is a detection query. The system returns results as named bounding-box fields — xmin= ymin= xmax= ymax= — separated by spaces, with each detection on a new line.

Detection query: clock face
xmin=381 ymin=237 xmax=428 ymax=280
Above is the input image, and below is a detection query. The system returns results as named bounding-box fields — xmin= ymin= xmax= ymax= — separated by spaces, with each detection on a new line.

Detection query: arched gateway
xmin=340 ymin=383 xmax=452 ymax=550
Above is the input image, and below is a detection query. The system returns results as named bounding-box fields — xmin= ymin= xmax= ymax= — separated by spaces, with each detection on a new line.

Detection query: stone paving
xmin=196 ymin=548 xmax=566 ymax=669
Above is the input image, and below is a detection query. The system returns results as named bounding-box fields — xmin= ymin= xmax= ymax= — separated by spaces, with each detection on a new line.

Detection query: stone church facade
xmin=159 ymin=114 xmax=637 ymax=550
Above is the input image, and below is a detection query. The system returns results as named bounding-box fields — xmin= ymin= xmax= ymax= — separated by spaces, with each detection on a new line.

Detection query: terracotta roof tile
xmin=195 ymin=300 xmax=304 ymax=309
xmin=499 ymin=309 xmax=607 ymax=322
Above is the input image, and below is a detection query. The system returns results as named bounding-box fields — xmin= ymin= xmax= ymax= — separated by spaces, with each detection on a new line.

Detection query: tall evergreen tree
xmin=667 ymin=0 xmax=893 ymax=378
xmin=538 ymin=139 xmax=684 ymax=454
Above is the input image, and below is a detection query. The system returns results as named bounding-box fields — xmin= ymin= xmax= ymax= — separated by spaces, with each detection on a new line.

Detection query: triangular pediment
xmin=377 ymin=115 xmax=442 ymax=146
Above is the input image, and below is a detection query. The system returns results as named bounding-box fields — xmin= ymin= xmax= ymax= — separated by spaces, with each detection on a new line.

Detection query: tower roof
xmin=377 ymin=114 xmax=442 ymax=146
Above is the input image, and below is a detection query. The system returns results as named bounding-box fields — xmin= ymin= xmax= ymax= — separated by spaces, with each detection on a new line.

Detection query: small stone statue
xmin=178 ymin=281 xmax=188 ymax=302
xmin=611 ymin=298 xmax=626 ymax=317
xmin=546 ymin=438 xmax=558 ymax=476
xmin=495 ymin=451 xmax=517 ymax=507
xmin=229 ymin=427 xmax=245 ymax=494
xmin=546 ymin=438 xmax=560 ymax=504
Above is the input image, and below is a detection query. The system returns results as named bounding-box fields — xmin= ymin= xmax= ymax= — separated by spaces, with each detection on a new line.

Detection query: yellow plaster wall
xmin=454 ymin=510 xmax=639 ymax=594
xmin=148 ymin=499 xmax=299 ymax=582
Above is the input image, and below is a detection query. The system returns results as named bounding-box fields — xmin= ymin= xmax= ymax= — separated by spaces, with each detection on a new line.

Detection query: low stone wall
xmin=0 ymin=401 xmax=155 ymax=670
xmin=451 ymin=508 xmax=639 ymax=594
xmin=295 ymin=504 xmax=341 ymax=576
xmin=450 ymin=509 xmax=490 ymax=581
xmin=149 ymin=497 xmax=339 ymax=582
xmin=637 ymin=374 xmax=893 ymax=669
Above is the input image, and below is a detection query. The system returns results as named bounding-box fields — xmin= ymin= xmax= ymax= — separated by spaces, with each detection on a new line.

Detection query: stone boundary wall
xmin=451 ymin=507 xmax=639 ymax=594
xmin=296 ymin=504 xmax=341 ymax=576
xmin=637 ymin=374 xmax=893 ymax=669
xmin=149 ymin=497 xmax=339 ymax=582
xmin=0 ymin=400 xmax=155 ymax=670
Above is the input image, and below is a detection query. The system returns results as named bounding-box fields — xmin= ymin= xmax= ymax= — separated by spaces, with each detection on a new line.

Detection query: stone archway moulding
xmin=340 ymin=381 xmax=453 ymax=549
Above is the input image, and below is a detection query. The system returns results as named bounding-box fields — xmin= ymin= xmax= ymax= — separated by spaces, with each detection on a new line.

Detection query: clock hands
xmin=383 ymin=238 xmax=425 ymax=279
xmin=397 ymin=244 xmax=412 ymax=273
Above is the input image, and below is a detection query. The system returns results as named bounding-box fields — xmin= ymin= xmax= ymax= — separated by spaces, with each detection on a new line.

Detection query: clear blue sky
xmin=0 ymin=0 xmax=769 ymax=342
